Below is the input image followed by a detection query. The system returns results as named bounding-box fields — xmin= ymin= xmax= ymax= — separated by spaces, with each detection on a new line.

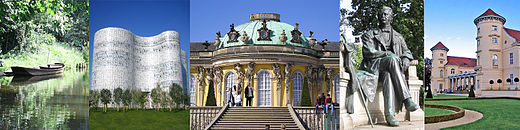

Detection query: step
xmin=220 ymin=116 xmax=293 ymax=119
xmin=212 ymin=125 xmax=299 ymax=128
xmin=218 ymin=118 xmax=296 ymax=121
xmin=217 ymin=120 xmax=296 ymax=123
xmin=215 ymin=123 xmax=297 ymax=126
xmin=223 ymin=114 xmax=292 ymax=116
xmin=211 ymin=127 xmax=300 ymax=130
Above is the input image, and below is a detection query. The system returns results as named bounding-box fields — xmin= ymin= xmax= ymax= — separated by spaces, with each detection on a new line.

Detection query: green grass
xmin=89 ymin=108 xmax=189 ymax=130
xmin=424 ymin=107 xmax=455 ymax=117
xmin=0 ymin=43 xmax=87 ymax=72
xmin=426 ymin=99 xmax=520 ymax=129
xmin=432 ymin=94 xmax=468 ymax=99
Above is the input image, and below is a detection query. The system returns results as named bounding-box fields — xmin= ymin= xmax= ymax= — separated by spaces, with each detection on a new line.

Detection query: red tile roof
xmin=505 ymin=28 xmax=520 ymax=42
xmin=446 ymin=56 xmax=477 ymax=68
xmin=430 ymin=42 xmax=449 ymax=51
xmin=478 ymin=9 xmax=503 ymax=18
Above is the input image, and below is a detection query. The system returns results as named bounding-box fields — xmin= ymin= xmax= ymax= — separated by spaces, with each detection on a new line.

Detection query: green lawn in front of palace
xmin=424 ymin=107 xmax=454 ymax=117
xmin=89 ymin=108 xmax=189 ymax=130
xmin=432 ymin=94 xmax=468 ymax=99
xmin=426 ymin=99 xmax=520 ymax=129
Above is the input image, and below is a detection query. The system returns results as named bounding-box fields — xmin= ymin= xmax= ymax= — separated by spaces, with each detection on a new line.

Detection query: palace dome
xmin=218 ymin=13 xmax=312 ymax=48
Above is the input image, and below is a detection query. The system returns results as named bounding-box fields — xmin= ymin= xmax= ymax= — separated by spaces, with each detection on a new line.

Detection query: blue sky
xmin=190 ymin=0 xmax=339 ymax=42
xmin=425 ymin=0 xmax=520 ymax=59
xmin=89 ymin=0 xmax=190 ymax=88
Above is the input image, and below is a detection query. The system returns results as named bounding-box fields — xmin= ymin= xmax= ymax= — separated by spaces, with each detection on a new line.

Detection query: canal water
xmin=0 ymin=70 xmax=89 ymax=130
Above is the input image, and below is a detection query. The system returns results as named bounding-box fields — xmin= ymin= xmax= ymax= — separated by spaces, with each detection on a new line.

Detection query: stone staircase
xmin=210 ymin=107 xmax=302 ymax=130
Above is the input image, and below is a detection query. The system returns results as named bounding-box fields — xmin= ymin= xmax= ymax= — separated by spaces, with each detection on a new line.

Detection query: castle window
xmin=451 ymin=69 xmax=455 ymax=74
xmin=492 ymin=25 xmax=497 ymax=31
xmin=493 ymin=54 xmax=498 ymax=66
xmin=477 ymin=40 xmax=480 ymax=46
xmin=292 ymin=73 xmax=303 ymax=106
xmin=257 ymin=71 xmax=272 ymax=106
xmin=510 ymin=53 xmax=514 ymax=64
xmin=440 ymin=53 xmax=444 ymax=57
xmin=440 ymin=70 xmax=443 ymax=78
xmin=511 ymin=74 xmax=514 ymax=85
xmin=478 ymin=28 xmax=480 ymax=34
xmin=492 ymin=38 xmax=498 ymax=43
xmin=225 ymin=72 xmax=237 ymax=103
xmin=459 ymin=71 xmax=462 ymax=74
xmin=440 ymin=61 xmax=443 ymax=64
xmin=478 ymin=56 xmax=480 ymax=65
xmin=439 ymin=84 xmax=443 ymax=90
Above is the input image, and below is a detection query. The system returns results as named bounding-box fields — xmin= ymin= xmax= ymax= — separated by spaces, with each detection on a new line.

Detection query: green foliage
xmin=345 ymin=0 xmax=424 ymax=79
xmin=122 ymin=89 xmax=132 ymax=111
xmin=100 ymin=89 xmax=112 ymax=112
xmin=89 ymin=109 xmax=189 ymax=130
xmin=169 ymin=83 xmax=183 ymax=109
xmin=131 ymin=89 xmax=146 ymax=110
xmin=419 ymin=86 xmax=424 ymax=108
xmin=89 ymin=90 xmax=100 ymax=109
xmin=151 ymin=84 xmax=162 ymax=110
xmin=424 ymin=107 xmax=454 ymax=117
xmin=0 ymin=0 xmax=89 ymax=55
xmin=205 ymin=81 xmax=216 ymax=106
xmin=113 ymin=87 xmax=123 ymax=111
xmin=300 ymin=77 xmax=312 ymax=106
xmin=182 ymin=90 xmax=190 ymax=109
xmin=160 ymin=91 xmax=170 ymax=111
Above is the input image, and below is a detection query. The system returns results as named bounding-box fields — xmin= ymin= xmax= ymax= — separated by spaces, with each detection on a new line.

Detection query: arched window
xmin=440 ymin=70 xmax=443 ymax=78
xmin=257 ymin=71 xmax=272 ymax=106
xmin=224 ymin=72 xmax=236 ymax=103
xmin=451 ymin=69 xmax=455 ymax=74
xmin=292 ymin=73 xmax=303 ymax=106
xmin=493 ymin=54 xmax=498 ymax=66
xmin=334 ymin=76 xmax=340 ymax=103
xmin=190 ymin=75 xmax=197 ymax=106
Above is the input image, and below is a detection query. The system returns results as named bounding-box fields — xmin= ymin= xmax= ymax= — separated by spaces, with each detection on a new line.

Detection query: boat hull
xmin=10 ymin=63 xmax=65 ymax=76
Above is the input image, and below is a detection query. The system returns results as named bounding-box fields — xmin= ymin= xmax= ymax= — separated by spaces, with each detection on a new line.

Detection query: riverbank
xmin=0 ymin=43 xmax=88 ymax=72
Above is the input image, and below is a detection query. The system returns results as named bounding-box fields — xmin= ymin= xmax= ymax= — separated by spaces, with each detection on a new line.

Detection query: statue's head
xmin=378 ymin=6 xmax=393 ymax=26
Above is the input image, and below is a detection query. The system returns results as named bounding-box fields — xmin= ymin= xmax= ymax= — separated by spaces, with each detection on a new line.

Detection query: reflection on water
xmin=0 ymin=71 xmax=89 ymax=130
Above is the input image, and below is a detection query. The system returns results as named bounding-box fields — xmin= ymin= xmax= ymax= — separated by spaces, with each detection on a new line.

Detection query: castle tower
xmin=431 ymin=42 xmax=449 ymax=92
xmin=474 ymin=9 xmax=506 ymax=90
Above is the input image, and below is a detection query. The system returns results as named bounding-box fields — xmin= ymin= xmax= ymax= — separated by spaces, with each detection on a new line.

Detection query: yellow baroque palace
xmin=190 ymin=13 xmax=340 ymax=107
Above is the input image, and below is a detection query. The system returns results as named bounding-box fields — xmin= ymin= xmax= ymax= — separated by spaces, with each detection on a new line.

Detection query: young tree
xmin=300 ymin=77 xmax=312 ymax=106
xmin=182 ymin=89 xmax=190 ymax=109
xmin=161 ymin=91 xmax=170 ymax=111
xmin=100 ymin=89 xmax=112 ymax=113
xmin=206 ymin=81 xmax=216 ymax=106
xmin=113 ymin=87 xmax=123 ymax=112
xmin=169 ymin=83 xmax=183 ymax=109
xmin=131 ymin=89 xmax=143 ymax=110
xmin=151 ymin=84 xmax=162 ymax=111
xmin=122 ymin=89 xmax=132 ymax=112
xmin=138 ymin=92 xmax=148 ymax=110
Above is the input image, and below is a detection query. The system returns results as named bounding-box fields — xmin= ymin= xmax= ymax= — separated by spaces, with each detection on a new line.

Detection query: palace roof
xmin=446 ymin=56 xmax=477 ymax=68
xmin=505 ymin=28 xmax=520 ymax=42
xmin=430 ymin=42 xmax=449 ymax=51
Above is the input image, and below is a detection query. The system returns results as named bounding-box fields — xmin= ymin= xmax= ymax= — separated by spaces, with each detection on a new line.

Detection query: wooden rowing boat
xmin=10 ymin=63 xmax=65 ymax=76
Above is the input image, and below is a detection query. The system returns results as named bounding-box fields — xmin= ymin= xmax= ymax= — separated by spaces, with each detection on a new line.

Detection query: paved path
xmin=425 ymin=110 xmax=483 ymax=130
xmin=354 ymin=120 xmax=424 ymax=130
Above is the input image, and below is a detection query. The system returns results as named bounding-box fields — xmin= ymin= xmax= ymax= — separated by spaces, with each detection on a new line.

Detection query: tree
xmin=151 ymin=84 xmax=162 ymax=111
xmin=113 ymin=87 xmax=123 ymax=112
xmin=131 ymin=89 xmax=144 ymax=110
xmin=300 ymin=77 xmax=312 ymax=106
xmin=182 ymin=89 xmax=190 ymax=109
xmin=169 ymin=83 xmax=183 ymax=110
xmin=122 ymin=89 xmax=132 ymax=112
xmin=205 ymin=80 xmax=216 ymax=106
xmin=345 ymin=0 xmax=424 ymax=80
xmin=425 ymin=58 xmax=433 ymax=98
xmin=89 ymin=90 xmax=99 ymax=110
xmin=100 ymin=89 xmax=112 ymax=113
xmin=161 ymin=91 xmax=170 ymax=112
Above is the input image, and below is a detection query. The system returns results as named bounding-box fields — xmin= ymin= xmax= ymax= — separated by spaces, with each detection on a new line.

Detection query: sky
xmin=190 ymin=0 xmax=339 ymax=42
xmin=89 ymin=0 xmax=190 ymax=88
xmin=425 ymin=0 xmax=520 ymax=59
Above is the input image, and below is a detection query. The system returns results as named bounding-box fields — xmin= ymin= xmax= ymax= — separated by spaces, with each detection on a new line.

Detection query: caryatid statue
xmin=213 ymin=67 xmax=223 ymax=105
xmin=284 ymin=63 xmax=293 ymax=105
xmin=197 ymin=66 xmax=205 ymax=106
xmin=305 ymin=66 xmax=315 ymax=102
xmin=342 ymin=6 xmax=419 ymax=126
xmin=246 ymin=62 xmax=255 ymax=88
xmin=234 ymin=63 xmax=245 ymax=90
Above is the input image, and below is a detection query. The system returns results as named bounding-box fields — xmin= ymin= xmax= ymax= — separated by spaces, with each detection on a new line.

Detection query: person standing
xmin=245 ymin=84 xmax=254 ymax=106
xmin=227 ymin=87 xmax=235 ymax=107
xmin=234 ymin=89 xmax=242 ymax=107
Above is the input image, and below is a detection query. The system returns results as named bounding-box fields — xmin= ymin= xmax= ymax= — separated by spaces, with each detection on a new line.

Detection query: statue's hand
xmin=401 ymin=58 xmax=410 ymax=71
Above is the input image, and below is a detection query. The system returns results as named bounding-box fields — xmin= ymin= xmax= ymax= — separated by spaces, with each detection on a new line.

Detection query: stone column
xmin=406 ymin=60 xmax=424 ymax=121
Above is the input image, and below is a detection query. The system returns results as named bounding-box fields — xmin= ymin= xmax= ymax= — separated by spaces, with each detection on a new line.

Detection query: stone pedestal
xmin=340 ymin=60 xmax=424 ymax=129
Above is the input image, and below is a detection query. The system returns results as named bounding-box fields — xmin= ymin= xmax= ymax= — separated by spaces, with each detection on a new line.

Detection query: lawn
xmin=89 ymin=108 xmax=189 ymax=130
xmin=424 ymin=107 xmax=454 ymax=117
xmin=426 ymin=99 xmax=520 ymax=129
xmin=432 ymin=94 xmax=467 ymax=99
